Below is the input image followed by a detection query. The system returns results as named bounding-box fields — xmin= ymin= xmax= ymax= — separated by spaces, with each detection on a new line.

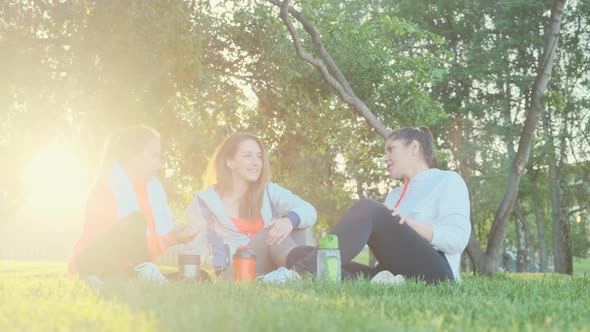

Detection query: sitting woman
xmin=69 ymin=125 xmax=200 ymax=284
xmin=269 ymin=127 xmax=470 ymax=284
xmin=183 ymin=132 xmax=317 ymax=277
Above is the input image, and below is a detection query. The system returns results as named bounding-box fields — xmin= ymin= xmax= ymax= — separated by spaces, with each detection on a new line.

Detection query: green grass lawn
xmin=574 ymin=257 xmax=590 ymax=275
xmin=1 ymin=261 xmax=589 ymax=332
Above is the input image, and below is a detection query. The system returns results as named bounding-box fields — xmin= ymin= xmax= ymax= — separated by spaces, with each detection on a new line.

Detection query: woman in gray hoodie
xmin=182 ymin=132 xmax=317 ymax=277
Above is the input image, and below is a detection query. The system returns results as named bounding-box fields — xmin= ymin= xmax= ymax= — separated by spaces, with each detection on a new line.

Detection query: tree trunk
xmin=503 ymin=235 xmax=511 ymax=272
xmin=514 ymin=202 xmax=529 ymax=272
xmin=549 ymin=163 xmax=572 ymax=273
xmin=527 ymin=239 xmax=537 ymax=272
xmin=465 ymin=221 xmax=485 ymax=270
xmin=545 ymin=111 xmax=573 ymax=274
xmin=460 ymin=251 xmax=468 ymax=273
xmin=470 ymin=0 xmax=567 ymax=274
xmin=534 ymin=191 xmax=548 ymax=272
xmin=527 ymin=227 xmax=536 ymax=272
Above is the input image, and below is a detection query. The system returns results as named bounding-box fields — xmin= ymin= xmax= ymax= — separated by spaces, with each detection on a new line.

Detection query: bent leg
xmin=362 ymin=200 xmax=453 ymax=283
xmin=248 ymin=228 xmax=304 ymax=275
xmin=75 ymin=211 xmax=150 ymax=277
xmin=292 ymin=199 xmax=453 ymax=283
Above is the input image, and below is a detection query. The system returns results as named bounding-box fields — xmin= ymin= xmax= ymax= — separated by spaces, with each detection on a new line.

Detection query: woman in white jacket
xmin=70 ymin=125 xmax=199 ymax=284
xmin=270 ymin=127 xmax=471 ymax=284
xmin=183 ymin=132 xmax=317 ymax=276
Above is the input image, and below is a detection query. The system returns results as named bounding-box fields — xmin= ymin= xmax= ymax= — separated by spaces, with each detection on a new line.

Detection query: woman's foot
xmin=134 ymin=262 xmax=170 ymax=285
xmin=371 ymin=270 xmax=405 ymax=285
xmin=85 ymin=275 xmax=104 ymax=287
xmin=260 ymin=267 xmax=301 ymax=283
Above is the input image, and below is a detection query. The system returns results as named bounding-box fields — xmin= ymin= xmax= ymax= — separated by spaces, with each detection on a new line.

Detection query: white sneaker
xmin=261 ymin=267 xmax=301 ymax=283
xmin=85 ymin=275 xmax=104 ymax=287
xmin=134 ymin=262 xmax=170 ymax=285
xmin=371 ymin=270 xmax=405 ymax=285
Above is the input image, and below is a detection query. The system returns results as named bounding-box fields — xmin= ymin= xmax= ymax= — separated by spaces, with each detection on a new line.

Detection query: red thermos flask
xmin=233 ymin=246 xmax=256 ymax=281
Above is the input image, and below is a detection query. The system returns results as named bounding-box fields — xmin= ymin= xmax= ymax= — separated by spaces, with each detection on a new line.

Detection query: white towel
xmin=107 ymin=163 xmax=175 ymax=237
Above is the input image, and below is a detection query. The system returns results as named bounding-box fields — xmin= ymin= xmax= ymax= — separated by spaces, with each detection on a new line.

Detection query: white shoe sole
xmin=371 ymin=271 xmax=405 ymax=285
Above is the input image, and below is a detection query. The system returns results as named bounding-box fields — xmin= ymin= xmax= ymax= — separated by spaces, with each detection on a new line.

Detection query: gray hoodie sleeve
xmin=182 ymin=195 xmax=208 ymax=256
xmin=267 ymin=182 xmax=317 ymax=229
xmin=183 ymin=194 xmax=229 ymax=271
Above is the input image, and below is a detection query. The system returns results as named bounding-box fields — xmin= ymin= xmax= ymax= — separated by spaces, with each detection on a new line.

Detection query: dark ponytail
xmin=418 ymin=127 xmax=437 ymax=168
xmin=386 ymin=127 xmax=437 ymax=168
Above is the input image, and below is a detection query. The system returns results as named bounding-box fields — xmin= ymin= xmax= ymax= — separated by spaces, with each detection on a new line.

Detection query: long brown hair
xmin=97 ymin=125 xmax=160 ymax=179
xmin=205 ymin=132 xmax=271 ymax=218
xmin=386 ymin=127 xmax=437 ymax=168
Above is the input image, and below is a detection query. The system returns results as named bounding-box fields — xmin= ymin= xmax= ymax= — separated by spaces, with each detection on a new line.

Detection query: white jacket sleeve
xmin=430 ymin=173 xmax=471 ymax=255
xmin=267 ymin=182 xmax=317 ymax=229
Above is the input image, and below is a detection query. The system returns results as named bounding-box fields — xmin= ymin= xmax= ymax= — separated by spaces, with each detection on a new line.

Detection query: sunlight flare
xmin=24 ymin=147 xmax=87 ymax=209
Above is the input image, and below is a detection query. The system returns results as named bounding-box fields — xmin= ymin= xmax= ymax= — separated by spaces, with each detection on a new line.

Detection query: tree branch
xmin=267 ymin=0 xmax=389 ymax=138
xmin=566 ymin=205 xmax=588 ymax=218
xmin=269 ymin=0 xmax=355 ymax=96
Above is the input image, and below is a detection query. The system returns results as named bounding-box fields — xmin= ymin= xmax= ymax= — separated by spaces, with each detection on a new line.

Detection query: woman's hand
xmin=386 ymin=206 xmax=433 ymax=242
xmin=389 ymin=207 xmax=414 ymax=225
xmin=265 ymin=217 xmax=294 ymax=246
xmin=171 ymin=224 xmax=202 ymax=244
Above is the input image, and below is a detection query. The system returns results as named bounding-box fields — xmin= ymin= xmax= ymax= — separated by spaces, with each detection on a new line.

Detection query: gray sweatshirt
xmin=183 ymin=182 xmax=317 ymax=271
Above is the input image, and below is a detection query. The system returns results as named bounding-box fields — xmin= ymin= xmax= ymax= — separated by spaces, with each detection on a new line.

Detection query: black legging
xmin=288 ymin=199 xmax=454 ymax=284
xmin=74 ymin=212 xmax=151 ymax=278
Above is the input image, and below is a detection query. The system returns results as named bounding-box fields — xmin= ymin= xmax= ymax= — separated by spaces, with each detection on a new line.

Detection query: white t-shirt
xmin=384 ymin=168 xmax=471 ymax=282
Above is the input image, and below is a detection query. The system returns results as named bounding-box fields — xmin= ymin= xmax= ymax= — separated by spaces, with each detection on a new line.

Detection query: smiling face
xmin=383 ymin=138 xmax=420 ymax=180
xmin=227 ymin=139 xmax=263 ymax=184
xmin=212 ymin=132 xmax=271 ymax=218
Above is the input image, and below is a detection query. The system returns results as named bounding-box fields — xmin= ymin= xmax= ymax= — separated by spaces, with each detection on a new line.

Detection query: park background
xmin=0 ymin=1 xmax=589 ymax=331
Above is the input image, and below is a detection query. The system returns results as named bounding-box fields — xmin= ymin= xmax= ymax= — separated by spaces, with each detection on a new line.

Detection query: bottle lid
xmin=319 ymin=234 xmax=339 ymax=249
xmin=179 ymin=254 xmax=201 ymax=265
xmin=234 ymin=246 xmax=256 ymax=259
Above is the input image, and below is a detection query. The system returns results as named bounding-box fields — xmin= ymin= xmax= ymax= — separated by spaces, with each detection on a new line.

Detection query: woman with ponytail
xmin=267 ymin=127 xmax=470 ymax=284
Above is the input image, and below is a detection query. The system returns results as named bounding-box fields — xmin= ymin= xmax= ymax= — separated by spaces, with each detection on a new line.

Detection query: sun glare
xmin=24 ymin=147 xmax=87 ymax=209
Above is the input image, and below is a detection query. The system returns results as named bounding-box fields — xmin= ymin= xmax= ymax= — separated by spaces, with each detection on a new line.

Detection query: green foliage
xmin=574 ymin=256 xmax=590 ymax=275
xmin=571 ymin=217 xmax=590 ymax=259
xmin=300 ymin=0 xmax=451 ymax=126
xmin=545 ymin=90 xmax=568 ymax=114
xmin=212 ymin=0 xmax=453 ymax=226
xmin=381 ymin=0 xmax=590 ymax=262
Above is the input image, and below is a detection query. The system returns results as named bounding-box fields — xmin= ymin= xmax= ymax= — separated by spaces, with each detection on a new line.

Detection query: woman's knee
xmin=351 ymin=198 xmax=383 ymax=213
xmin=351 ymin=199 xmax=397 ymax=223
xmin=289 ymin=228 xmax=309 ymax=245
